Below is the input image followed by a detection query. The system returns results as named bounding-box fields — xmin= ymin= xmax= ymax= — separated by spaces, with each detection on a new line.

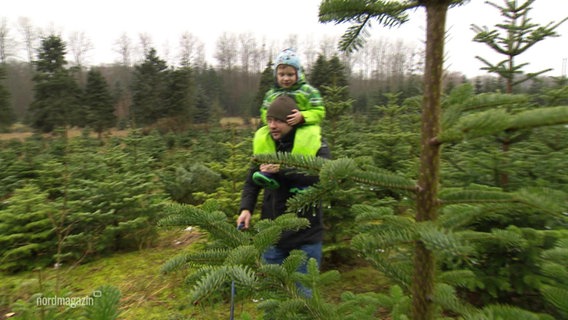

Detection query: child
xmin=259 ymin=48 xmax=325 ymax=127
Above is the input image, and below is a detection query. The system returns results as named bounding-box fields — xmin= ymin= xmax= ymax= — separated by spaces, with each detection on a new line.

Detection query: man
xmin=237 ymin=94 xmax=331 ymax=278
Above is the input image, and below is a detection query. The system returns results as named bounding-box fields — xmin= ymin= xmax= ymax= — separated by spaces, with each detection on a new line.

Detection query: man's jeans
xmin=262 ymin=242 xmax=322 ymax=296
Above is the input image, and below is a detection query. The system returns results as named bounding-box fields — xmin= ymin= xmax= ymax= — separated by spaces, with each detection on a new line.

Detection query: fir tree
xmin=165 ymin=66 xmax=196 ymax=129
xmin=471 ymin=0 xmax=568 ymax=93
xmin=318 ymin=1 xmax=568 ymax=319
xmin=193 ymin=127 xmax=251 ymax=217
xmin=0 ymin=185 xmax=55 ymax=272
xmin=253 ymin=60 xmax=274 ymax=119
xmin=309 ymin=54 xmax=330 ymax=92
xmin=28 ymin=35 xmax=81 ymax=133
xmin=0 ymin=64 xmax=14 ymax=131
xmin=310 ymin=54 xmax=350 ymax=101
xmin=471 ymin=0 xmax=568 ymax=189
xmin=130 ymin=48 xmax=169 ymax=127
xmin=84 ymin=68 xmax=115 ymax=138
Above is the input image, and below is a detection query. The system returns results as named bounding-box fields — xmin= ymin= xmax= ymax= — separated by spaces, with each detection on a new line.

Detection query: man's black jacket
xmin=239 ymin=127 xmax=331 ymax=250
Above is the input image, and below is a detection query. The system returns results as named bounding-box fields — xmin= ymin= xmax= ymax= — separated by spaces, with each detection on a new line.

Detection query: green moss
xmin=2 ymin=229 xmax=390 ymax=319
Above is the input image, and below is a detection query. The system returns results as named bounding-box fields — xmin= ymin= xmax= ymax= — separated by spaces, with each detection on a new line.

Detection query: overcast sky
xmin=3 ymin=0 xmax=568 ymax=77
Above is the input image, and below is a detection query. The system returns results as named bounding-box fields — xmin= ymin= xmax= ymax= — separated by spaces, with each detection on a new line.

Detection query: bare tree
xmin=113 ymin=32 xmax=132 ymax=66
xmin=161 ymin=39 xmax=172 ymax=65
xmin=214 ymin=32 xmax=238 ymax=70
xmin=0 ymin=18 xmax=14 ymax=63
xmin=16 ymin=17 xmax=38 ymax=63
xmin=301 ymin=35 xmax=318 ymax=71
xmin=68 ymin=31 xmax=93 ymax=67
xmin=137 ymin=32 xmax=153 ymax=62
xmin=281 ymin=34 xmax=299 ymax=52
xmin=178 ymin=32 xmax=206 ymax=68
xmin=193 ymin=41 xmax=206 ymax=69
xmin=252 ymin=37 xmax=270 ymax=73
xmin=238 ymin=32 xmax=257 ymax=73
xmin=319 ymin=35 xmax=338 ymax=58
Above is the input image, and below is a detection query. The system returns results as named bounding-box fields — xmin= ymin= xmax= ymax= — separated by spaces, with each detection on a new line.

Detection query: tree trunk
xmin=412 ymin=2 xmax=448 ymax=320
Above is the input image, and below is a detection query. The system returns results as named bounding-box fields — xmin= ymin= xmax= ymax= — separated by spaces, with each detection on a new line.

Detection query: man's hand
xmin=259 ymin=163 xmax=280 ymax=173
xmin=286 ymin=109 xmax=304 ymax=126
xmin=237 ymin=210 xmax=252 ymax=229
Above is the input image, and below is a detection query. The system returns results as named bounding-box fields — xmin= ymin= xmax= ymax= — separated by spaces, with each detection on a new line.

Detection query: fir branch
xmin=351 ymin=204 xmax=394 ymax=221
xmin=540 ymin=285 xmax=568 ymax=316
xmin=161 ymin=250 xmax=229 ymax=274
xmin=360 ymin=252 xmax=413 ymax=290
xmin=226 ymin=265 xmax=258 ymax=289
xmin=439 ymin=187 xmax=564 ymax=216
xmin=439 ymin=189 xmax=519 ymax=204
xmin=224 ymin=245 xmax=258 ymax=266
xmin=159 ymin=202 xmax=248 ymax=248
xmin=352 ymin=229 xmax=416 ymax=251
xmin=160 ymin=253 xmax=194 ymax=274
xmin=437 ymin=270 xmax=477 ymax=289
xmin=467 ymin=304 xmax=542 ymax=320
xmin=252 ymin=226 xmax=284 ymax=252
xmin=416 ymin=222 xmax=475 ymax=258
xmin=285 ymin=183 xmax=333 ymax=213
xmin=433 ymin=283 xmax=477 ymax=316
xmin=508 ymin=106 xmax=568 ymax=130
xmin=460 ymin=92 xmax=529 ymax=113
xmin=438 ymin=205 xmax=485 ymax=230
xmin=190 ymin=266 xmax=230 ymax=304
xmin=252 ymin=153 xmax=327 ymax=173
xmin=541 ymin=239 xmax=568 ymax=265
xmin=83 ymin=285 xmax=122 ymax=320
xmin=281 ymin=250 xmax=307 ymax=275
xmin=438 ymin=109 xmax=511 ymax=143
xmin=258 ymin=263 xmax=289 ymax=285
xmin=351 ymin=164 xmax=417 ymax=191
xmin=540 ymin=262 xmax=568 ymax=284
xmin=252 ymin=214 xmax=310 ymax=251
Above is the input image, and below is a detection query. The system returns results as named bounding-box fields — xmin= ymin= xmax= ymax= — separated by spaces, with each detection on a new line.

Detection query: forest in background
xmin=0 ymin=11 xmax=562 ymax=133
xmin=1 ymin=0 xmax=568 ymax=319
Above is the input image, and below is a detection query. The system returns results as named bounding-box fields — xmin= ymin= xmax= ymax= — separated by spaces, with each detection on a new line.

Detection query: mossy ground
xmin=1 ymin=229 xmax=389 ymax=319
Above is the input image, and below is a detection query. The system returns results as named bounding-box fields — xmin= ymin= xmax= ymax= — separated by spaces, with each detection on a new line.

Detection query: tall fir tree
xmin=253 ymin=60 xmax=274 ymax=119
xmin=0 ymin=185 xmax=55 ymax=272
xmin=29 ymin=35 xmax=81 ymax=133
xmin=0 ymin=64 xmax=14 ymax=131
xmin=471 ymin=0 xmax=567 ymax=189
xmin=84 ymin=68 xmax=115 ymax=138
xmin=471 ymin=0 xmax=568 ymax=93
xmin=309 ymin=54 xmax=350 ymax=100
xmin=309 ymin=54 xmax=330 ymax=93
xmin=165 ymin=66 xmax=196 ymax=129
xmin=130 ymin=48 xmax=169 ymax=127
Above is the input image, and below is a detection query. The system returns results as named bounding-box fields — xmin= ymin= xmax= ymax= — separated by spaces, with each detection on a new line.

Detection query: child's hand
xmin=286 ymin=109 xmax=304 ymax=126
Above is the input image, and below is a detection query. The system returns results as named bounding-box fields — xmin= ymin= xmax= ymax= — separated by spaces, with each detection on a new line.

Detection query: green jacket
xmin=260 ymin=75 xmax=325 ymax=126
xmin=253 ymin=125 xmax=322 ymax=156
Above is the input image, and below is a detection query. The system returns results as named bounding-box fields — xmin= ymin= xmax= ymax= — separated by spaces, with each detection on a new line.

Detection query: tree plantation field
xmin=1 ymin=1 xmax=568 ymax=319
xmin=1 ymin=229 xmax=390 ymax=320
xmin=0 ymin=128 xmax=131 ymax=141
xmin=1 ymin=86 xmax=568 ymax=319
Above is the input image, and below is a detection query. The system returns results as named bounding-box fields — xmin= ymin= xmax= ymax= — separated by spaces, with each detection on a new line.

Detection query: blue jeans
xmin=262 ymin=242 xmax=322 ymax=297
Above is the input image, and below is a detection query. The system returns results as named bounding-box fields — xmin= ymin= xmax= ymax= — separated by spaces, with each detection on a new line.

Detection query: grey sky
xmin=3 ymin=0 xmax=567 ymax=77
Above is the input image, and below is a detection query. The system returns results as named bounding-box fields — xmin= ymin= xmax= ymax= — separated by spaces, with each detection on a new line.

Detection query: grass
xmin=1 ymin=229 xmax=391 ymax=320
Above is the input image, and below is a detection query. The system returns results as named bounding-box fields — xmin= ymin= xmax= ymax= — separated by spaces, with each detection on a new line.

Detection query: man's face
xmin=276 ymin=65 xmax=298 ymax=89
xmin=267 ymin=117 xmax=293 ymax=141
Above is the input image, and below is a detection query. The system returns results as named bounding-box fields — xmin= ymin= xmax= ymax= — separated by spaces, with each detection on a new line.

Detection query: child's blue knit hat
xmin=274 ymin=48 xmax=302 ymax=78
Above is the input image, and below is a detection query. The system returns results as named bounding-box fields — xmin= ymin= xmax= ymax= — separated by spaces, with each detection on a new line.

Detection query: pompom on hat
xmin=274 ymin=48 xmax=302 ymax=78
xmin=266 ymin=95 xmax=297 ymax=122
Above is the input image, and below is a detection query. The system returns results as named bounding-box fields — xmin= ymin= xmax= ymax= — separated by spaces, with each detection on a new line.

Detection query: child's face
xmin=276 ymin=65 xmax=298 ymax=89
